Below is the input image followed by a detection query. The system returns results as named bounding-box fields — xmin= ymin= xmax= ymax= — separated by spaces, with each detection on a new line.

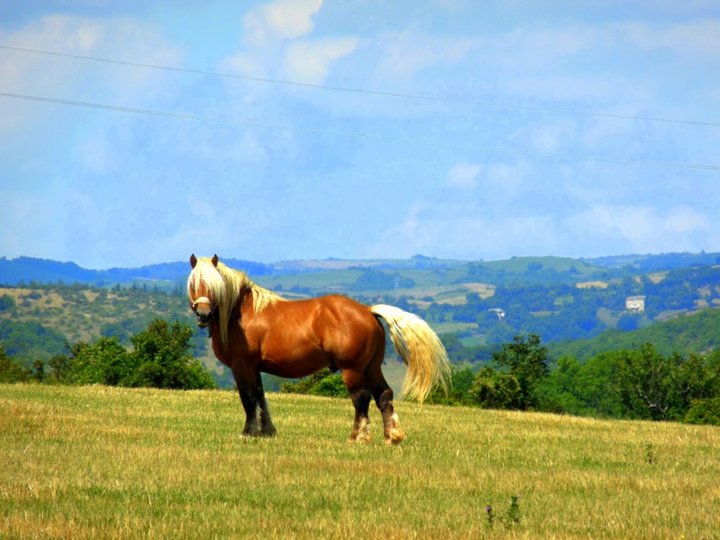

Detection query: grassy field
xmin=1 ymin=384 xmax=719 ymax=539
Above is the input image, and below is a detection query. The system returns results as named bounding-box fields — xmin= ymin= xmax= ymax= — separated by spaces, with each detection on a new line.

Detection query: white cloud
xmin=664 ymin=205 xmax=710 ymax=235
xmin=567 ymin=204 xmax=711 ymax=254
xmin=375 ymin=27 xmax=475 ymax=80
xmin=524 ymin=120 xmax=578 ymax=153
xmin=617 ymin=20 xmax=720 ymax=59
xmin=446 ymin=161 xmax=529 ymax=198
xmin=0 ymin=15 xmax=181 ymax=129
xmin=375 ymin=199 xmax=561 ymax=260
xmin=243 ymin=0 xmax=323 ymax=46
xmin=74 ymin=130 xmax=115 ymax=174
xmin=283 ymin=37 xmax=358 ymax=84
xmin=373 ymin=195 xmax=715 ymax=262
xmin=447 ymin=162 xmax=480 ymax=188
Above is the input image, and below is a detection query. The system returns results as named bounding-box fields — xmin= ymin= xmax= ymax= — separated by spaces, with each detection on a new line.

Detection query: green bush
xmin=67 ymin=338 xmax=133 ymax=386
xmin=63 ymin=319 xmax=215 ymax=390
xmin=280 ymin=368 xmax=348 ymax=398
xmin=0 ymin=345 xmax=29 ymax=383
xmin=126 ymin=319 xmax=215 ymax=390
xmin=684 ymin=398 xmax=720 ymax=426
xmin=308 ymin=373 xmax=348 ymax=398
xmin=469 ymin=367 xmax=522 ymax=410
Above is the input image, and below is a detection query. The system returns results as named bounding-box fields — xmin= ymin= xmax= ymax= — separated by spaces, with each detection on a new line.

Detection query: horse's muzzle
xmin=195 ymin=309 xmax=212 ymax=328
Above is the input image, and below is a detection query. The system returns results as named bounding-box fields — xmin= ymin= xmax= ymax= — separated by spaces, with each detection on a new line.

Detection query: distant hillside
xmin=584 ymin=251 xmax=720 ymax=271
xmin=8 ymin=252 xmax=715 ymax=289
xmin=0 ymin=254 xmax=614 ymax=290
xmin=0 ymin=256 xmax=274 ymax=287
xmin=549 ymin=308 xmax=720 ymax=361
xmin=458 ymin=256 xmax=614 ymax=286
xmin=3 ymin=252 xmax=720 ymax=368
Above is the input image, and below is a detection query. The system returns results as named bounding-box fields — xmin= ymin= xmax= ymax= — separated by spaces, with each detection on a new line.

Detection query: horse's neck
xmin=225 ymin=286 xmax=253 ymax=324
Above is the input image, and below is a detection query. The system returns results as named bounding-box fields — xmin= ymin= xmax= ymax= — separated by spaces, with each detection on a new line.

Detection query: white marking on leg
xmin=357 ymin=417 xmax=372 ymax=444
xmin=387 ymin=412 xmax=406 ymax=445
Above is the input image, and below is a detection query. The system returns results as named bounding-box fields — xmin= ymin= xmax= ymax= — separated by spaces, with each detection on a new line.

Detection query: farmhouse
xmin=625 ymin=295 xmax=646 ymax=312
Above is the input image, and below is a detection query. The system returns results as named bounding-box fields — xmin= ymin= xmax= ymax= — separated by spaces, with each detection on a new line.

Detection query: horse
xmin=187 ymin=254 xmax=450 ymax=444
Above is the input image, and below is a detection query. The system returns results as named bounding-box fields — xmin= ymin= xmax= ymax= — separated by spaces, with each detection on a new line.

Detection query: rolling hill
xmin=549 ymin=307 xmax=720 ymax=361
xmin=2 ymin=252 xmax=720 ymax=373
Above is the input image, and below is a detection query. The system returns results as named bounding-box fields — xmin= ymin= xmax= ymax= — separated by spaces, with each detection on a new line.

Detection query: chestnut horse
xmin=187 ymin=254 xmax=450 ymax=444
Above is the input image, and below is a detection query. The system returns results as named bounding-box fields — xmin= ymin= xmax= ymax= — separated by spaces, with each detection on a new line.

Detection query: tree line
xmin=282 ymin=334 xmax=720 ymax=426
xmin=2 ymin=314 xmax=719 ymax=426
xmin=0 ymin=318 xmax=215 ymax=390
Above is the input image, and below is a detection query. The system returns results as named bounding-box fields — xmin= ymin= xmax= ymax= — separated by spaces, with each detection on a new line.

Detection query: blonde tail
xmin=370 ymin=304 xmax=451 ymax=403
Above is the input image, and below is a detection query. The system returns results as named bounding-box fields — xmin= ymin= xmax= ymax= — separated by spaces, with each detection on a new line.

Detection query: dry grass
xmin=1 ymin=384 xmax=719 ymax=539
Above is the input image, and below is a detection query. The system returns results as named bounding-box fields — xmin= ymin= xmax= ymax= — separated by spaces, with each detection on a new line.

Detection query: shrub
xmin=469 ymin=367 xmax=522 ymax=410
xmin=684 ymin=398 xmax=720 ymax=426
xmin=280 ymin=368 xmax=347 ymax=398
xmin=308 ymin=373 xmax=348 ymax=398
xmin=0 ymin=346 xmax=29 ymax=383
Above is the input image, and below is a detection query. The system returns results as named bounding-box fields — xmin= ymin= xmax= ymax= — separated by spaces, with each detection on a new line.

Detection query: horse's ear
xmin=190 ymin=254 xmax=197 ymax=268
xmin=212 ymin=254 xmax=219 ymax=267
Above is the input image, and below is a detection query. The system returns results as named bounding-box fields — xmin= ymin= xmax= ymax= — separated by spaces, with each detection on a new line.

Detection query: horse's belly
xmin=259 ymin=349 xmax=330 ymax=379
xmin=260 ymin=345 xmax=331 ymax=378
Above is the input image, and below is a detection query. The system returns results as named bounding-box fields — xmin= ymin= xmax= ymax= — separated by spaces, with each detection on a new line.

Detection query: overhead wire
xmin=2 ymin=90 xmax=719 ymax=172
xmin=1 ymin=43 xmax=718 ymax=128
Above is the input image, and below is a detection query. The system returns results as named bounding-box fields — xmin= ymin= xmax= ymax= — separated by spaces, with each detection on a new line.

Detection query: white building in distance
xmin=625 ymin=296 xmax=646 ymax=312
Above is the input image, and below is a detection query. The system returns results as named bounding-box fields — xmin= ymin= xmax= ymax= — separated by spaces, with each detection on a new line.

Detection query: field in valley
xmin=1 ymin=384 xmax=719 ymax=539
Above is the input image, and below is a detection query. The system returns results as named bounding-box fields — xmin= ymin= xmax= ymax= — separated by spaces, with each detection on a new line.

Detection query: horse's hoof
xmin=385 ymin=426 xmax=406 ymax=445
xmin=347 ymin=432 xmax=373 ymax=444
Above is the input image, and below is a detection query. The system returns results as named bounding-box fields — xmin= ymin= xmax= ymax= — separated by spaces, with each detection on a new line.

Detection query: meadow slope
xmin=1 ymin=384 xmax=719 ymax=539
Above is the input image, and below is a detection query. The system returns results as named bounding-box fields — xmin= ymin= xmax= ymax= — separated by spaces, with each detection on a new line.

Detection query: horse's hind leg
xmin=367 ymin=363 xmax=406 ymax=445
xmin=343 ymin=370 xmax=372 ymax=443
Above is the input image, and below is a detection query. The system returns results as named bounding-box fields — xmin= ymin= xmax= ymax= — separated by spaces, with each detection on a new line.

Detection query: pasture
xmin=1 ymin=384 xmax=719 ymax=539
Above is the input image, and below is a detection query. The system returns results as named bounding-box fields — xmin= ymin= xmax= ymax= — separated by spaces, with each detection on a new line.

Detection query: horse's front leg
xmin=232 ymin=367 xmax=276 ymax=437
xmin=255 ymin=372 xmax=277 ymax=437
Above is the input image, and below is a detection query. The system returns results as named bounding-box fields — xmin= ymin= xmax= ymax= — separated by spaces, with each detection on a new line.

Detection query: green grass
xmin=2 ymin=384 xmax=719 ymax=539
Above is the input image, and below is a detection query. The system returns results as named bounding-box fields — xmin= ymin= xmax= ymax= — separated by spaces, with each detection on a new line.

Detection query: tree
xmin=535 ymin=356 xmax=582 ymax=414
xmin=468 ymin=367 xmax=521 ymax=409
xmin=67 ymin=337 xmax=133 ymax=386
xmin=614 ymin=344 xmax=678 ymax=420
xmin=0 ymin=345 xmax=29 ymax=383
xmin=684 ymin=398 xmax=720 ymax=426
xmin=307 ymin=373 xmax=347 ymax=398
xmin=566 ymin=352 xmax=624 ymax=418
xmin=0 ymin=294 xmax=16 ymax=314
xmin=65 ymin=320 xmax=215 ymax=390
xmin=492 ymin=334 xmax=549 ymax=410
xmin=48 ymin=354 xmax=72 ymax=383
xmin=427 ymin=366 xmax=476 ymax=405
xmin=128 ymin=319 xmax=215 ymax=390
xmin=31 ymin=359 xmax=45 ymax=382
xmin=280 ymin=368 xmax=343 ymax=396
xmin=671 ymin=353 xmax=715 ymax=417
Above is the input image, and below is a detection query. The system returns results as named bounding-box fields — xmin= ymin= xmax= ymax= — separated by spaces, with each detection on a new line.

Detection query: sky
xmin=1 ymin=1 xmax=719 ymax=269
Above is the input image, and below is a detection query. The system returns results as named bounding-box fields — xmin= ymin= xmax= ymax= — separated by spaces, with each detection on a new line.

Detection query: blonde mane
xmin=187 ymin=257 xmax=285 ymax=349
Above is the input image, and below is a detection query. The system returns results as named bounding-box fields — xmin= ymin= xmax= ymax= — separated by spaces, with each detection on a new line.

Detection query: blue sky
xmin=1 ymin=1 xmax=719 ymax=269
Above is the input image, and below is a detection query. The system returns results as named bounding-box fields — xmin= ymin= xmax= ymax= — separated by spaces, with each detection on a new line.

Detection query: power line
xmin=1 ymin=43 xmax=718 ymax=128
xmin=2 ymin=90 xmax=719 ymax=172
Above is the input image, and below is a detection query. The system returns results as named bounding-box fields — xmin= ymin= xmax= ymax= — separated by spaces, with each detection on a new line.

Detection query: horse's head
xmin=188 ymin=253 xmax=220 ymax=328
